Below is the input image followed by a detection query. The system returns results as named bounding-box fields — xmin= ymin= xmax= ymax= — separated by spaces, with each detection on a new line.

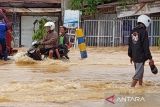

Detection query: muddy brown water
xmin=0 ymin=47 xmax=160 ymax=107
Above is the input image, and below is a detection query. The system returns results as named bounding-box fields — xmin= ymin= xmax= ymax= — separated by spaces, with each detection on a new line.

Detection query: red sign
xmin=105 ymin=95 xmax=115 ymax=104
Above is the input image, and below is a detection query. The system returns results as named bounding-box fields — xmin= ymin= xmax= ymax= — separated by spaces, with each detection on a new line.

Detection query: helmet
xmin=32 ymin=40 xmax=38 ymax=46
xmin=44 ymin=21 xmax=55 ymax=30
xmin=137 ymin=15 xmax=151 ymax=28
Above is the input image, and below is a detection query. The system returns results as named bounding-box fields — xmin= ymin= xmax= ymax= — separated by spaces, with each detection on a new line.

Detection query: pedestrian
xmin=128 ymin=15 xmax=154 ymax=87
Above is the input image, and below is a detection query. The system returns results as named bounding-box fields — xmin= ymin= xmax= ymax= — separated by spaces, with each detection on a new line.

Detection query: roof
xmin=4 ymin=7 xmax=61 ymax=13
xmin=97 ymin=2 xmax=118 ymax=9
xmin=0 ymin=0 xmax=61 ymax=3
xmin=138 ymin=0 xmax=155 ymax=3
xmin=117 ymin=0 xmax=160 ymax=18
xmin=0 ymin=0 xmax=61 ymax=8
xmin=97 ymin=0 xmax=156 ymax=9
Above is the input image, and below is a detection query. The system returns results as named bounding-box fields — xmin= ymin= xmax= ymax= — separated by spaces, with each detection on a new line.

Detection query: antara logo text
xmin=105 ymin=95 xmax=145 ymax=104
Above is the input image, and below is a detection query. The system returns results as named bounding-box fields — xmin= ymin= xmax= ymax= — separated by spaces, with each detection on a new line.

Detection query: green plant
xmin=69 ymin=0 xmax=107 ymax=16
xmin=32 ymin=18 xmax=48 ymax=41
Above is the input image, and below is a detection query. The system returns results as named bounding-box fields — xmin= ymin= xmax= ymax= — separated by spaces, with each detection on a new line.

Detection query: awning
xmin=97 ymin=2 xmax=117 ymax=14
xmin=0 ymin=0 xmax=61 ymax=3
xmin=97 ymin=2 xmax=118 ymax=9
xmin=4 ymin=7 xmax=61 ymax=13
xmin=116 ymin=1 xmax=160 ymax=18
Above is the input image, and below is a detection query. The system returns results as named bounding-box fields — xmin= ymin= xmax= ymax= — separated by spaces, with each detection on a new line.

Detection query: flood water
xmin=0 ymin=47 xmax=160 ymax=107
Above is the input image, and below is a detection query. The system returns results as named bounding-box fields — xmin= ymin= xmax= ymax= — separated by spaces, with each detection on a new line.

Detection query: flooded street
xmin=0 ymin=47 xmax=160 ymax=107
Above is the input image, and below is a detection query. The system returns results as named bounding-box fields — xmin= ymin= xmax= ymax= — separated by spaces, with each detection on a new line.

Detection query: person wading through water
xmin=128 ymin=15 xmax=154 ymax=87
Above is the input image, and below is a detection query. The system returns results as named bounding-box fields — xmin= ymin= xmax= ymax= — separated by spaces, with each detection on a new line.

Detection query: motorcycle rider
xmin=39 ymin=21 xmax=59 ymax=59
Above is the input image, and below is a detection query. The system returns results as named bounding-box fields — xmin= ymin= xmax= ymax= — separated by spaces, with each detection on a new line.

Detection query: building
xmin=0 ymin=0 xmax=61 ymax=47
xmin=83 ymin=0 xmax=160 ymax=47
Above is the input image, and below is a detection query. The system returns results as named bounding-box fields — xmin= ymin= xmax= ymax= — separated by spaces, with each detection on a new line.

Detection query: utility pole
xmin=61 ymin=0 xmax=70 ymax=22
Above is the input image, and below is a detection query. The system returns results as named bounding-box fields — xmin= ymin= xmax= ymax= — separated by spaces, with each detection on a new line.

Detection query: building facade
xmin=83 ymin=0 xmax=160 ymax=47
xmin=0 ymin=0 xmax=61 ymax=47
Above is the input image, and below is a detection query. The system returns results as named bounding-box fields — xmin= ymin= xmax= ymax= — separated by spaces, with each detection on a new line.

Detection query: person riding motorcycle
xmin=38 ymin=21 xmax=59 ymax=59
xmin=57 ymin=26 xmax=71 ymax=59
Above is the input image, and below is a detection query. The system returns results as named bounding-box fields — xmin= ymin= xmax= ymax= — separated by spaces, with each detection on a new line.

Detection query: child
xmin=128 ymin=15 xmax=154 ymax=87
xmin=57 ymin=26 xmax=70 ymax=59
xmin=58 ymin=26 xmax=70 ymax=47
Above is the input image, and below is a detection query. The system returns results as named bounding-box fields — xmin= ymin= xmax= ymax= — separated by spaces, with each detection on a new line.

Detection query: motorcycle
xmin=27 ymin=41 xmax=70 ymax=60
xmin=27 ymin=41 xmax=42 ymax=60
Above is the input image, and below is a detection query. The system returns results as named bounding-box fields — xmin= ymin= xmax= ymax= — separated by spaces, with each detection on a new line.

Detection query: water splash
xmin=13 ymin=52 xmax=37 ymax=64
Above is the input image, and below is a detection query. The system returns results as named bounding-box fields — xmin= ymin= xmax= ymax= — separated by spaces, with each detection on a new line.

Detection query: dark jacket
xmin=128 ymin=24 xmax=152 ymax=63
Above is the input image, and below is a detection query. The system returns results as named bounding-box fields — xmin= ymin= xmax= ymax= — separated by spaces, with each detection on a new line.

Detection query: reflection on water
xmin=0 ymin=47 xmax=159 ymax=107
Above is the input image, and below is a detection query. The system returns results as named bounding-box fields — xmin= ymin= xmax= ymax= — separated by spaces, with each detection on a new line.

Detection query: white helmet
xmin=32 ymin=40 xmax=38 ymax=46
xmin=137 ymin=15 xmax=151 ymax=28
xmin=44 ymin=21 xmax=55 ymax=30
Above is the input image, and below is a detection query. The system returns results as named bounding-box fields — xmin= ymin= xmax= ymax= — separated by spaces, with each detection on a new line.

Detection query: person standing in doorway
xmin=128 ymin=15 xmax=154 ymax=87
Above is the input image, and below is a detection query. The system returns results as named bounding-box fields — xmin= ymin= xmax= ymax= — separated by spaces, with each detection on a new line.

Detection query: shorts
xmin=133 ymin=62 xmax=144 ymax=80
